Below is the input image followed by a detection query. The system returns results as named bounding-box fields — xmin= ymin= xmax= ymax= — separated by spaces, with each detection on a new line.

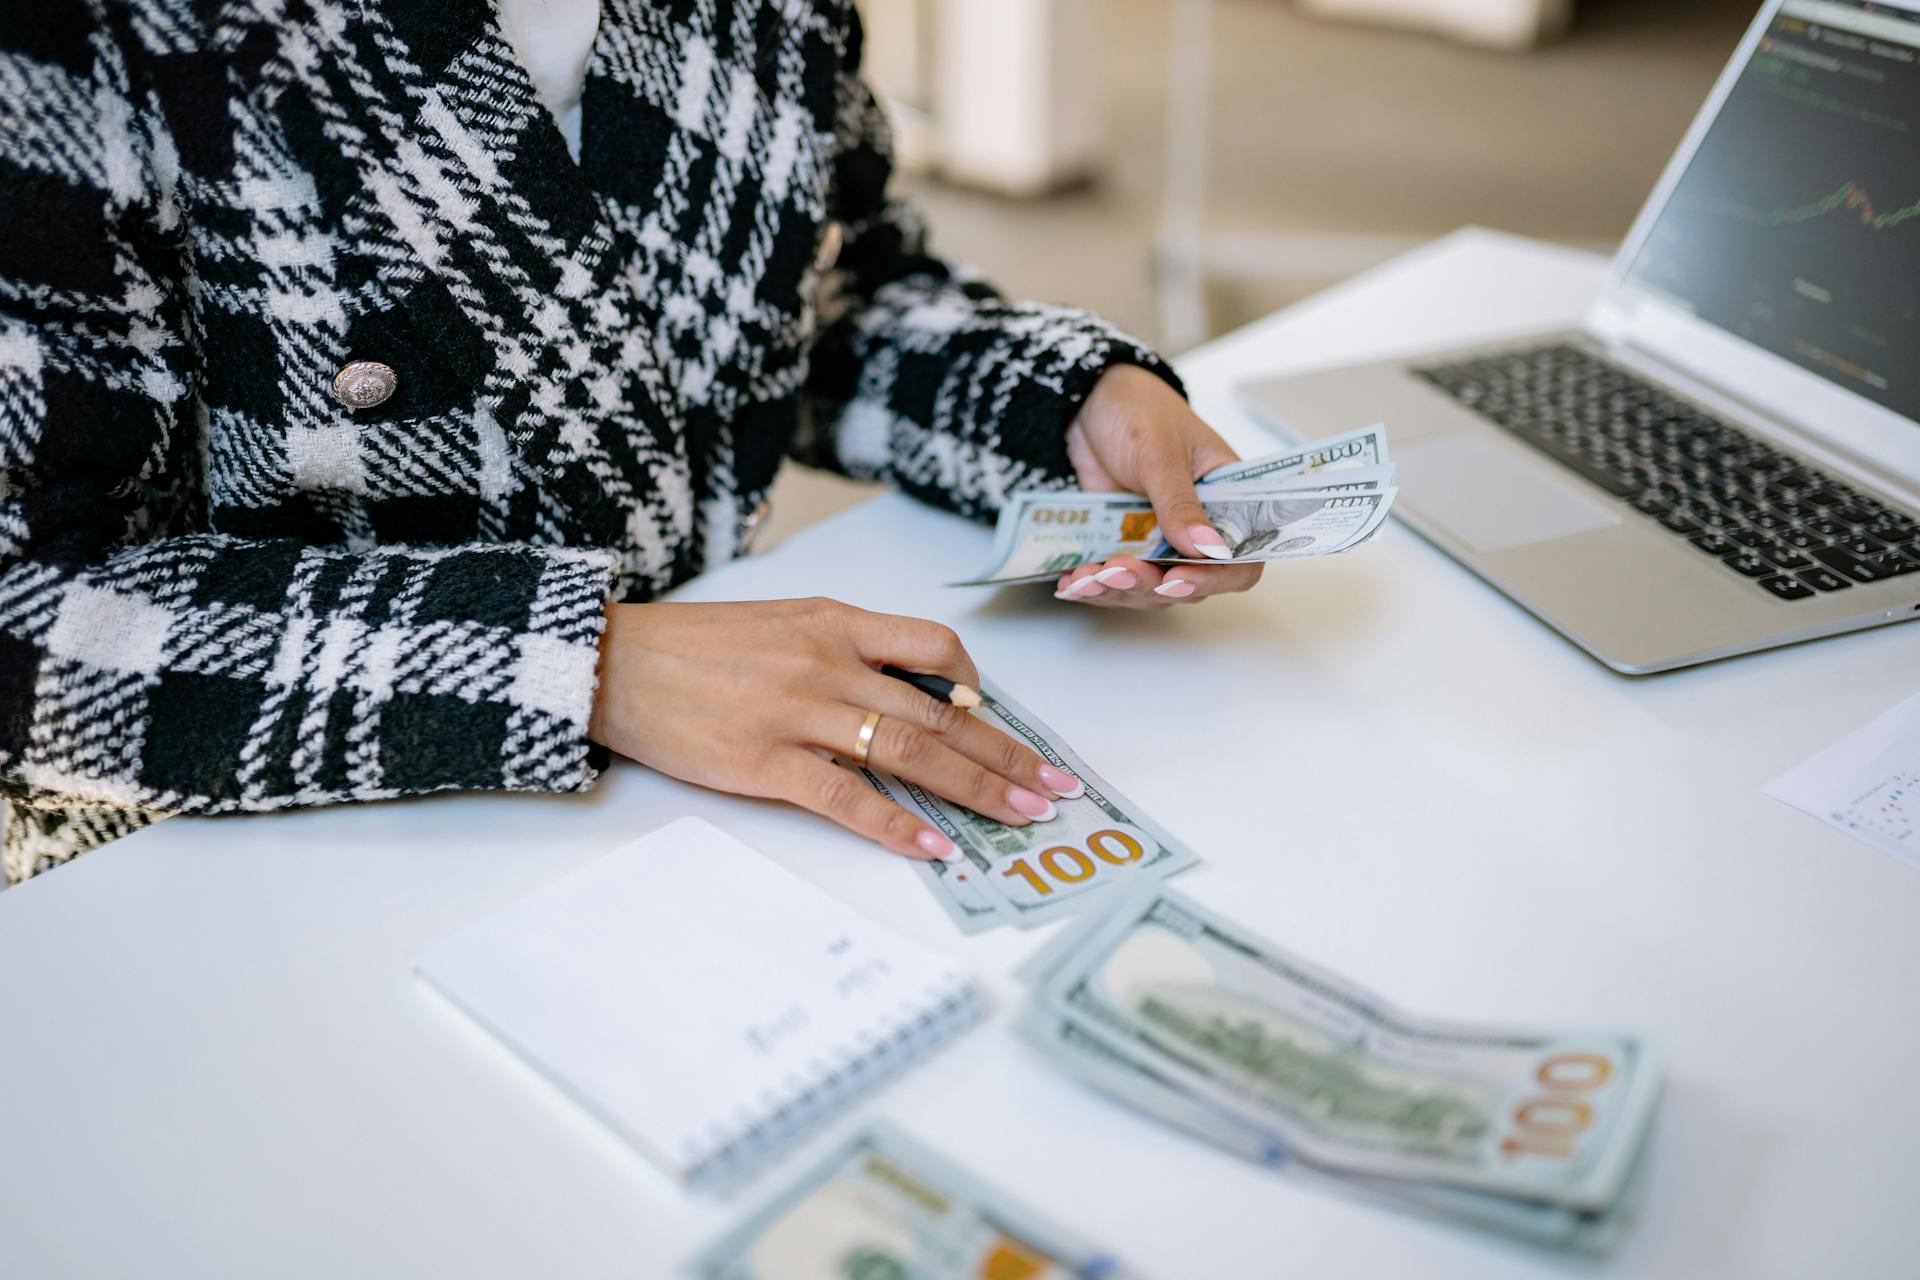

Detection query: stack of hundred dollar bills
xmin=955 ymin=423 xmax=1396 ymax=586
xmin=1016 ymin=883 xmax=1663 ymax=1254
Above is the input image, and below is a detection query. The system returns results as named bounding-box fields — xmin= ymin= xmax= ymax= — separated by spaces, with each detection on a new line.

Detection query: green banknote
xmin=685 ymin=1124 xmax=1139 ymax=1279
xmin=1028 ymin=885 xmax=1662 ymax=1212
xmin=1200 ymin=422 xmax=1390 ymax=483
xmin=952 ymin=487 xmax=1395 ymax=587
xmin=861 ymin=680 xmax=1199 ymax=933
xmin=955 ymin=425 xmax=1395 ymax=587
xmin=1015 ymin=1004 xmax=1644 ymax=1254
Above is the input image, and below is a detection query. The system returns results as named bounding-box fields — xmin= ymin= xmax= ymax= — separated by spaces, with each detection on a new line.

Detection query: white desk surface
xmin=6 ymin=229 xmax=1919 ymax=1280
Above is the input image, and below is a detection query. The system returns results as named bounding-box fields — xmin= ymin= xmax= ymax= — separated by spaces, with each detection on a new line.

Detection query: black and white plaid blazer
xmin=0 ymin=0 xmax=1177 ymax=881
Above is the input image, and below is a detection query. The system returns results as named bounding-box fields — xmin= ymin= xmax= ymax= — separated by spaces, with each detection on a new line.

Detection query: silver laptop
xmin=1239 ymin=0 xmax=1920 ymax=674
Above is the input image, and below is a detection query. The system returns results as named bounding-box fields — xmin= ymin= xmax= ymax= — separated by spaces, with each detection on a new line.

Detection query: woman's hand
xmin=589 ymin=599 xmax=1082 ymax=860
xmin=1055 ymin=363 xmax=1265 ymax=608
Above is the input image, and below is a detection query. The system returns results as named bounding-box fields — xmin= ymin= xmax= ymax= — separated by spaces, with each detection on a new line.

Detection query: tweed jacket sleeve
xmin=0 ymin=11 xmax=615 ymax=881
xmin=792 ymin=17 xmax=1185 ymax=520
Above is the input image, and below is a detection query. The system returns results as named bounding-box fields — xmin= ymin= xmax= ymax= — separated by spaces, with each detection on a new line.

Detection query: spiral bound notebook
xmin=416 ymin=817 xmax=982 ymax=1190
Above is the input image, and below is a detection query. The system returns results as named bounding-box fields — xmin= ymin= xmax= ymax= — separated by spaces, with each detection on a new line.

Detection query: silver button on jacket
xmin=331 ymin=361 xmax=398 ymax=410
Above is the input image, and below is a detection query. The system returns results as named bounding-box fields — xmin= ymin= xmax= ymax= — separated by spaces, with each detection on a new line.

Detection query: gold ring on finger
xmin=852 ymin=709 xmax=882 ymax=767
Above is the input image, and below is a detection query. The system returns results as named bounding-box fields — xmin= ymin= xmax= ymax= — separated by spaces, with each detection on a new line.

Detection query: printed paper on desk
xmin=1767 ymin=689 xmax=1920 ymax=871
xmin=415 ymin=817 xmax=981 ymax=1189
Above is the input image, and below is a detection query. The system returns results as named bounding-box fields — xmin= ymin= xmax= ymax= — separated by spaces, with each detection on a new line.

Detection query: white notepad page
xmin=416 ymin=817 xmax=980 ymax=1187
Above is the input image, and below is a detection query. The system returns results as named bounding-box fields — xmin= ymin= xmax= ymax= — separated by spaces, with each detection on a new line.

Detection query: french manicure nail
xmin=1008 ymin=787 xmax=1058 ymax=821
xmin=1059 ymin=576 xmax=1105 ymax=599
xmin=1036 ymin=764 xmax=1085 ymax=799
xmin=1154 ymin=579 xmax=1197 ymax=598
xmin=1190 ymin=525 xmax=1233 ymax=560
xmin=916 ymin=829 xmax=957 ymax=859
xmin=1094 ymin=566 xmax=1138 ymax=590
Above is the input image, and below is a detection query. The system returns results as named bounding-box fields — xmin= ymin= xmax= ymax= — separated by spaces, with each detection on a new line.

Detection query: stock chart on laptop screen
xmin=1626 ymin=0 xmax=1920 ymax=423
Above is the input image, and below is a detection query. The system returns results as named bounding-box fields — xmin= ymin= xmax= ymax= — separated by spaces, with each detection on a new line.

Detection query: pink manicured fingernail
xmin=1036 ymin=764 xmax=1084 ymax=799
xmin=1056 ymin=577 xmax=1105 ymax=600
xmin=916 ymin=829 xmax=957 ymax=859
xmin=1154 ymin=579 xmax=1197 ymax=598
xmin=1190 ymin=525 xmax=1232 ymax=560
xmin=1008 ymin=787 xmax=1059 ymax=821
xmin=1094 ymin=566 xmax=1138 ymax=590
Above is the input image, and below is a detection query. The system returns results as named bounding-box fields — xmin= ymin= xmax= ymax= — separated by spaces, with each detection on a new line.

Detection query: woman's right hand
xmin=588 ymin=598 xmax=1083 ymax=861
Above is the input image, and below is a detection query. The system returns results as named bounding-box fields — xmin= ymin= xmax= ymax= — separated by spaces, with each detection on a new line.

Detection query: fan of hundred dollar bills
xmin=954 ymin=423 xmax=1396 ymax=587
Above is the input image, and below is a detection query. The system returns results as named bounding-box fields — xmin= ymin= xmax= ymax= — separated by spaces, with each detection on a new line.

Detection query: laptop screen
xmin=1624 ymin=0 xmax=1920 ymax=423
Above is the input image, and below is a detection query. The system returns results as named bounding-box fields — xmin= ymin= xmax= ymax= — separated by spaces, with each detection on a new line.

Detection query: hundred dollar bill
xmin=1200 ymin=422 xmax=1390 ymax=484
xmin=953 ymin=487 xmax=1394 ymax=587
xmin=1200 ymin=462 xmax=1393 ymax=497
xmin=1162 ymin=489 xmax=1392 ymax=560
xmin=1015 ymin=1005 xmax=1642 ymax=1254
xmin=685 ymin=1124 xmax=1139 ymax=1280
xmin=1028 ymin=884 xmax=1662 ymax=1211
xmin=860 ymin=679 xmax=1199 ymax=933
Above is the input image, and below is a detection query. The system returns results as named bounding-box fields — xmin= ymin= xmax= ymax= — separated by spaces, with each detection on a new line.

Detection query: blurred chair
xmin=1155 ymin=0 xmax=1574 ymax=351
xmin=859 ymin=0 xmax=1105 ymax=195
xmin=1157 ymin=0 xmax=1429 ymax=349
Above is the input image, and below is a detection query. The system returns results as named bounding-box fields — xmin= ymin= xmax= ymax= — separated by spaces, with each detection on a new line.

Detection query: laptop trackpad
xmin=1399 ymin=437 xmax=1621 ymax=553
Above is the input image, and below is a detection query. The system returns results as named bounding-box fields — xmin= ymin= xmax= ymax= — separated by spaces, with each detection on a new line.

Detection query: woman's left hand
xmin=1055 ymin=363 xmax=1264 ymax=608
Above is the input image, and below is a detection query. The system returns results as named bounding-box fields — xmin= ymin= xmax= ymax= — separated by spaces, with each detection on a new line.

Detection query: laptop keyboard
xmin=1413 ymin=344 xmax=1920 ymax=601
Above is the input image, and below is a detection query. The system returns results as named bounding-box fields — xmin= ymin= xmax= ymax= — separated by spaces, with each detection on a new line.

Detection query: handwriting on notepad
xmin=745 ymin=1005 xmax=809 ymax=1056
xmin=834 ymin=956 xmax=895 ymax=998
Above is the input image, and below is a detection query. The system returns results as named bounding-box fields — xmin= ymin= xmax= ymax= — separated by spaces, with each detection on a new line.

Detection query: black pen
xmin=880 ymin=664 xmax=982 ymax=709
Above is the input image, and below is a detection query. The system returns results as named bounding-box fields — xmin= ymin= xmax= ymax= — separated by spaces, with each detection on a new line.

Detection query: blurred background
xmin=768 ymin=0 xmax=1762 ymax=540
